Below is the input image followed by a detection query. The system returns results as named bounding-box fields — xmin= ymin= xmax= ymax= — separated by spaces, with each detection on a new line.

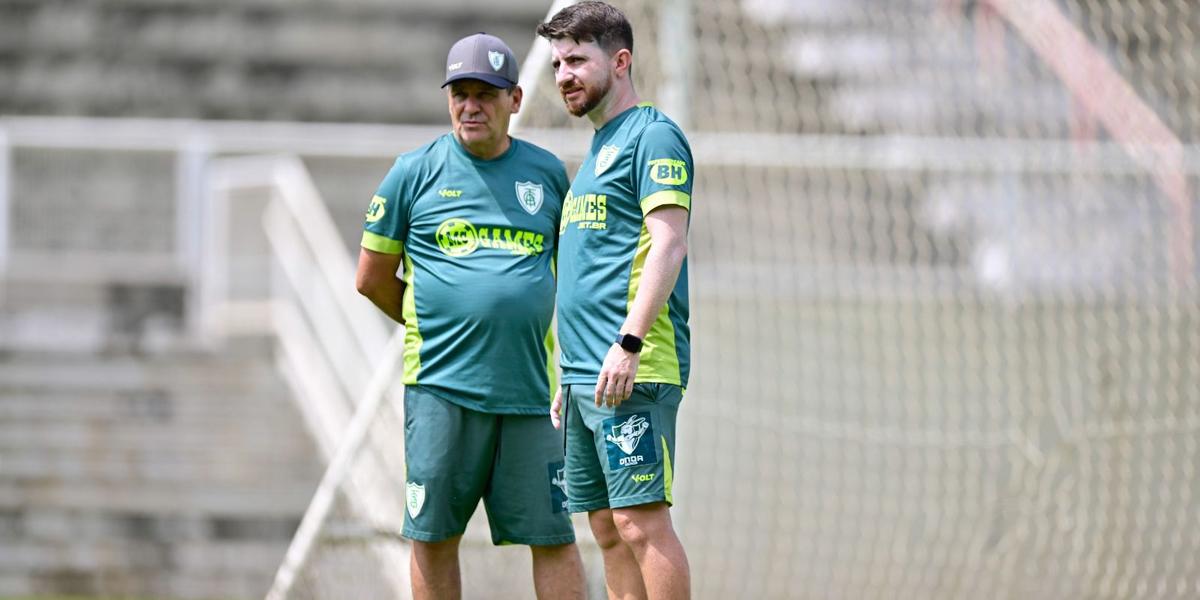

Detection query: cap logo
xmin=448 ymin=61 xmax=462 ymax=72
xmin=488 ymin=51 xmax=505 ymax=71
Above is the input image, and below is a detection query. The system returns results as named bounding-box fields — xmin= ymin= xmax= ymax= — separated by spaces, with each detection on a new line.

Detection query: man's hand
xmin=595 ymin=344 xmax=640 ymax=408
xmin=551 ymin=387 xmax=564 ymax=430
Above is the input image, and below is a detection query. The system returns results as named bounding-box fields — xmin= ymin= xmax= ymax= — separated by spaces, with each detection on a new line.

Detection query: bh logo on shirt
xmin=604 ymin=412 xmax=658 ymax=470
xmin=648 ymin=158 xmax=689 ymax=185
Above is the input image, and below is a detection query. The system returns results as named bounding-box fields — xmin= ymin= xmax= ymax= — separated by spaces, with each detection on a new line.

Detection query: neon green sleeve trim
xmin=401 ymin=253 xmax=421 ymax=385
xmin=640 ymin=190 xmax=691 ymax=215
xmin=543 ymin=328 xmax=557 ymax=406
xmin=361 ymin=230 xmax=403 ymax=254
xmin=628 ymin=223 xmax=682 ymax=385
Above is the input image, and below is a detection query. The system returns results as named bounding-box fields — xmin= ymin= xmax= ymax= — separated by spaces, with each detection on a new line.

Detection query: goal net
xmin=274 ymin=0 xmax=1200 ymax=598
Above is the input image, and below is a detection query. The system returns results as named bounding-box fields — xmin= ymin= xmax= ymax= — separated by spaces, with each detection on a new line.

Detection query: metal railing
xmin=204 ymin=154 xmax=409 ymax=600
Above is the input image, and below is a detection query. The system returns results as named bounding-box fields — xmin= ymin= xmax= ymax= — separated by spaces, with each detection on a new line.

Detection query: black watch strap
xmin=615 ymin=333 xmax=643 ymax=353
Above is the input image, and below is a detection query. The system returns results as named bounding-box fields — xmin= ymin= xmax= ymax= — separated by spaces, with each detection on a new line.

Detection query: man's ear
xmin=510 ymin=85 xmax=523 ymax=114
xmin=613 ymin=48 xmax=633 ymax=79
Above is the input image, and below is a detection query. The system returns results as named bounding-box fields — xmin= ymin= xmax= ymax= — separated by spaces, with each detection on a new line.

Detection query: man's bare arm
xmin=355 ymin=247 xmax=406 ymax=324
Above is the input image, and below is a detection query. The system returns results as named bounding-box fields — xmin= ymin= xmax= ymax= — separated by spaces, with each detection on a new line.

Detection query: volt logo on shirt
xmin=604 ymin=412 xmax=659 ymax=470
xmin=648 ymin=159 xmax=688 ymax=186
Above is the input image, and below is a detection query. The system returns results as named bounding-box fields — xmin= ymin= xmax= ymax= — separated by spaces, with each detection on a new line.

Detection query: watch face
xmin=617 ymin=334 xmax=642 ymax=353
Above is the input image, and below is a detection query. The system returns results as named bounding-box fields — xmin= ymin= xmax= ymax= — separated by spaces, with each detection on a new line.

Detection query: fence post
xmin=0 ymin=125 xmax=10 ymax=276
xmin=659 ymin=0 xmax=693 ymax=130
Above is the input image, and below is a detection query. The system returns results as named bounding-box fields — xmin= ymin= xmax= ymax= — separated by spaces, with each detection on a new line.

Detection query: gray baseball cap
xmin=442 ymin=33 xmax=519 ymax=89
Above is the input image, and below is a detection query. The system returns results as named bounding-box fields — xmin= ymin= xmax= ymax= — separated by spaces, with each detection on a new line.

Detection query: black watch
xmin=615 ymin=332 xmax=643 ymax=353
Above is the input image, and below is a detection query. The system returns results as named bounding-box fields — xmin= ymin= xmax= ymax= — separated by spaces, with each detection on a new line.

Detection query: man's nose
xmin=554 ymin=65 xmax=572 ymax=86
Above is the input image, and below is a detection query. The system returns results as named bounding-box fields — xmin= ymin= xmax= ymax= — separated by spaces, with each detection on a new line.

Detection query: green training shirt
xmin=556 ymin=104 xmax=693 ymax=387
xmin=361 ymin=133 xmax=568 ymax=414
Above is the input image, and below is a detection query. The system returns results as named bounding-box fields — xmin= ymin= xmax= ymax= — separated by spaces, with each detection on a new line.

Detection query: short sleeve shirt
xmin=361 ymin=133 xmax=569 ymax=414
xmin=556 ymin=104 xmax=693 ymax=387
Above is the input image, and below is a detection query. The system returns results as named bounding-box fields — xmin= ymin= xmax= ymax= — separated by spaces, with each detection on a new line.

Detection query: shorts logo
xmin=406 ymin=481 xmax=426 ymax=519
xmin=435 ymin=218 xmax=479 ymax=257
xmin=604 ymin=412 xmax=659 ymax=470
xmin=548 ymin=461 xmax=568 ymax=513
xmin=515 ymin=181 xmax=544 ymax=215
xmin=365 ymin=195 xmax=387 ymax=223
xmin=595 ymin=145 xmax=620 ymax=176
xmin=488 ymin=51 xmax=505 ymax=71
xmin=648 ymin=158 xmax=688 ymax=186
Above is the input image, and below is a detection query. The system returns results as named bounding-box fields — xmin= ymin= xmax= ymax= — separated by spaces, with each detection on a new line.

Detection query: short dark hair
xmin=536 ymin=1 xmax=633 ymax=57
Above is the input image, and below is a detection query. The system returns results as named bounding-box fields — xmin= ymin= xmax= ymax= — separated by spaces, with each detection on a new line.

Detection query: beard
xmin=562 ymin=72 xmax=612 ymax=117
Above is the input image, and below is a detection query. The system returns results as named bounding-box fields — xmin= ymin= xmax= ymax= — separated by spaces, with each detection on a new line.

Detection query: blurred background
xmin=1 ymin=0 xmax=1199 ymax=599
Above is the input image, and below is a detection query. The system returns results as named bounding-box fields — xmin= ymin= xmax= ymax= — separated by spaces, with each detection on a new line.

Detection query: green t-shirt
xmin=556 ymin=104 xmax=693 ymax=387
xmin=361 ymin=133 xmax=569 ymax=414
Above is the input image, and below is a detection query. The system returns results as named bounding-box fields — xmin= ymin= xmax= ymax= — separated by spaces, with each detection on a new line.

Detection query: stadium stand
xmin=0 ymin=0 xmax=1197 ymax=598
xmin=0 ymin=0 xmax=546 ymax=597
xmin=0 ymin=0 xmax=547 ymax=123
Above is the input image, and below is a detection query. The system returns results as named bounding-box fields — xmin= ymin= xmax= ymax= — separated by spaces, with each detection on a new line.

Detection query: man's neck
xmin=587 ymin=84 xmax=640 ymax=130
xmin=457 ymin=134 xmax=511 ymax=160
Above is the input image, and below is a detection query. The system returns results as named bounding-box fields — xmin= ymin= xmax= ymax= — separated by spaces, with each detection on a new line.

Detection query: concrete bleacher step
xmin=0 ymin=388 xmax=294 ymax=421
xmin=0 ymin=353 xmax=321 ymax=485
xmin=0 ymin=478 xmax=316 ymax=518
xmin=0 ymin=349 xmax=323 ymax=598
xmin=0 ymin=350 xmax=288 ymax=392
xmin=0 ymin=0 xmax=551 ymax=123
xmin=0 ymin=537 xmax=289 ymax=599
xmin=96 ymin=0 xmax=550 ymax=17
xmin=747 ymin=0 xmax=1200 ymax=139
xmin=783 ymin=27 xmax=990 ymax=82
xmin=829 ymin=81 xmax=1074 ymax=136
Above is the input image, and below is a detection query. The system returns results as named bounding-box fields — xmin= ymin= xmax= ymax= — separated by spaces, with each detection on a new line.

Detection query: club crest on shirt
xmin=515 ymin=181 xmax=544 ymax=215
xmin=488 ymin=51 xmax=505 ymax=71
xmin=406 ymin=481 xmax=426 ymax=519
xmin=595 ymin=144 xmax=620 ymax=176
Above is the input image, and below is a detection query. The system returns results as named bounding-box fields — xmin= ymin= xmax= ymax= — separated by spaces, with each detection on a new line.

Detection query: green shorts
xmin=563 ymin=383 xmax=682 ymax=513
xmin=402 ymin=386 xmax=575 ymax=546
